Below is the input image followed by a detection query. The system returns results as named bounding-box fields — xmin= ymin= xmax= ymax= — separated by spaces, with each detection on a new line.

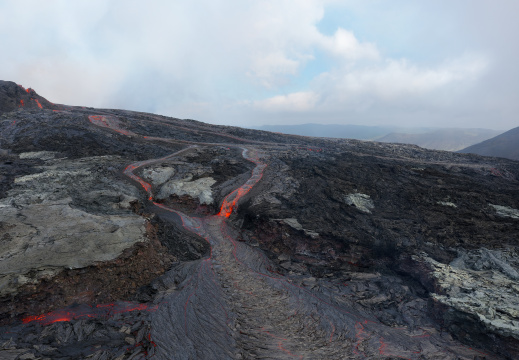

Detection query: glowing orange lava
xmin=22 ymin=302 xmax=158 ymax=326
xmin=33 ymin=98 xmax=43 ymax=109
xmin=218 ymin=149 xmax=266 ymax=218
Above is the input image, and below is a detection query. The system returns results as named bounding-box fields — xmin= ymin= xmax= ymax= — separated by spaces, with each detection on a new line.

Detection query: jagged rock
xmin=157 ymin=176 xmax=216 ymax=204
xmin=250 ymin=159 xmax=299 ymax=206
xmin=437 ymin=201 xmax=457 ymax=208
xmin=0 ymin=155 xmax=146 ymax=296
xmin=18 ymin=151 xmax=57 ymax=161
xmin=142 ymin=166 xmax=176 ymax=185
xmin=412 ymin=251 xmax=519 ymax=343
xmin=277 ymin=218 xmax=320 ymax=239
xmin=344 ymin=193 xmax=374 ymax=213
xmin=490 ymin=204 xmax=519 ymax=219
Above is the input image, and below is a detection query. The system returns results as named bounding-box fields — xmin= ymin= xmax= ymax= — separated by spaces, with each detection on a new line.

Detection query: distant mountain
xmin=378 ymin=128 xmax=502 ymax=151
xmin=460 ymin=126 xmax=519 ymax=160
xmin=253 ymin=123 xmax=502 ymax=151
xmin=252 ymin=123 xmax=401 ymax=140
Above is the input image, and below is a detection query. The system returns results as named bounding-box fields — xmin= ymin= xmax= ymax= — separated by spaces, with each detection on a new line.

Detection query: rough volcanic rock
xmin=490 ymin=204 xmax=519 ymax=219
xmin=142 ymin=166 xmax=176 ymax=185
xmin=1 ymin=83 xmax=518 ymax=359
xmin=157 ymin=176 xmax=216 ymax=204
xmin=406 ymin=251 xmax=519 ymax=357
xmin=0 ymin=154 xmax=146 ymax=296
xmin=344 ymin=193 xmax=375 ymax=213
xmin=0 ymin=81 xmax=58 ymax=114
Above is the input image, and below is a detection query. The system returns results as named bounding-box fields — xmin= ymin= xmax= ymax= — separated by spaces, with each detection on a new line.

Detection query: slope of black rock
xmin=0 ymin=80 xmax=58 ymax=114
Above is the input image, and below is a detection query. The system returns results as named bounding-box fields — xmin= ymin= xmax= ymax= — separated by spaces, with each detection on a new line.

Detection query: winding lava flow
xmin=22 ymin=114 xmax=495 ymax=359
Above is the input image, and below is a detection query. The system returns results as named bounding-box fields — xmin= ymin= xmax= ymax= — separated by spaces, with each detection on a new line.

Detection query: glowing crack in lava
xmin=22 ymin=302 xmax=157 ymax=326
xmin=32 ymin=98 xmax=43 ymax=109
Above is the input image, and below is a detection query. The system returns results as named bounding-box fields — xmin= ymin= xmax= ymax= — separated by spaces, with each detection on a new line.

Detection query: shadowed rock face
xmin=0 ymin=82 xmax=518 ymax=359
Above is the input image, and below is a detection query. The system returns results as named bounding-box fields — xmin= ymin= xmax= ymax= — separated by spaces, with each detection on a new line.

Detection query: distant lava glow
xmin=88 ymin=115 xmax=135 ymax=136
xmin=22 ymin=302 xmax=157 ymax=326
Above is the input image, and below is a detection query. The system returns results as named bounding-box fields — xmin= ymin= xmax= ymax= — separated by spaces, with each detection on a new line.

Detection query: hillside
xmin=460 ymin=126 xmax=519 ymax=160
xmin=378 ymin=128 xmax=502 ymax=151
xmin=1 ymin=80 xmax=519 ymax=359
xmin=253 ymin=123 xmax=399 ymax=140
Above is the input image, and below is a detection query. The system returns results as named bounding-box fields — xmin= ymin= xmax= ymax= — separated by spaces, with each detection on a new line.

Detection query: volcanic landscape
xmin=1 ymin=80 xmax=519 ymax=359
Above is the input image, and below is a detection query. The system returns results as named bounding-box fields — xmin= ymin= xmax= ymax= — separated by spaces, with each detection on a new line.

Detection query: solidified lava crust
xmin=0 ymin=219 xmax=173 ymax=327
xmin=1 ymin=80 xmax=518 ymax=359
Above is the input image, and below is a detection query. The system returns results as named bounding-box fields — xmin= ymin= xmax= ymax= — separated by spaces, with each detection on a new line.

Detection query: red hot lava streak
xmin=33 ymin=98 xmax=43 ymax=109
xmin=22 ymin=302 xmax=157 ymax=326
xmin=218 ymin=148 xmax=266 ymax=218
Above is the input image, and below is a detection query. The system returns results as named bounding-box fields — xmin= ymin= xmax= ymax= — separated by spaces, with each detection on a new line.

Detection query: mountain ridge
xmin=254 ymin=122 xmax=502 ymax=151
xmin=460 ymin=126 xmax=519 ymax=160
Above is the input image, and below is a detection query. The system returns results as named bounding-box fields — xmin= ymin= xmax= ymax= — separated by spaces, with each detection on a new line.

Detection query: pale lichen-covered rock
xmin=142 ymin=166 xmax=176 ymax=186
xmin=0 ymin=155 xmax=146 ymax=296
xmin=414 ymin=250 xmax=519 ymax=340
xmin=490 ymin=204 xmax=519 ymax=219
xmin=276 ymin=218 xmax=320 ymax=239
xmin=344 ymin=193 xmax=374 ymax=213
xmin=157 ymin=176 xmax=216 ymax=204
xmin=437 ymin=201 xmax=457 ymax=208
xmin=18 ymin=151 xmax=57 ymax=161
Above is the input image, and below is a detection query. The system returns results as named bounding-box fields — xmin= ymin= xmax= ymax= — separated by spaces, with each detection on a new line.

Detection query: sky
xmin=1 ymin=0 xmax=518 ymax=130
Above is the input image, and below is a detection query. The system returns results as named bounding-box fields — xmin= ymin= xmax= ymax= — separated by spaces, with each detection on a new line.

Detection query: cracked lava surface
xmin=15 ymin=114 xmax=499 ymax=359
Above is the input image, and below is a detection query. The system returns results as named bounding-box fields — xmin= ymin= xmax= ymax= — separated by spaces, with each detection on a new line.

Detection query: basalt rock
xmin=1 ymin=83 xmax=518 ymax=359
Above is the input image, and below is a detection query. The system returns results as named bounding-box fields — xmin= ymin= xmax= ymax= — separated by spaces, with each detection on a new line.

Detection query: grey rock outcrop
xmin=157 ymin=176 xmax=216 ymax=204
xmin=344 ymin=193 xmax=374 ymax=213
xmin=490 ymin=204 xmax=519 ymax=219
xmin=142 ymin=166 xmax=176 ymax=186
xmin=0 ymin=155 xmax=146 ymax=296
xmin=277 ymin=218 xmax=320 ymax=239
xmin=414 ymin=250 xmax=519 ymax=340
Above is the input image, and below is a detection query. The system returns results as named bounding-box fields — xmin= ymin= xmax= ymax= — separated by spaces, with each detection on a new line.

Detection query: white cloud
xmin=315 ymin=54 xmax=489 ymax=104
xmin=248 ymin=52 xmax=302 ymax=88
xmin=254 ymin=91 xmax=319 ymax=112
xmin=317 ymin=28 xmax=379 ymax=61
xmin=0 ymin=0 xmax=514 ymax=129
